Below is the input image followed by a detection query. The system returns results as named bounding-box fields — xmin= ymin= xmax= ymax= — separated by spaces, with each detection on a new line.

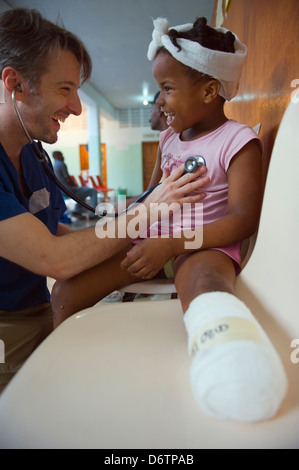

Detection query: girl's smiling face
xmin=152 ymin=50 xmax=209 ymax=137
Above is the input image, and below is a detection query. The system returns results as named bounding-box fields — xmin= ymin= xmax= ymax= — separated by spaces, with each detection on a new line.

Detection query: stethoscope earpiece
xmin=184 ymin=155 xmax=206 ymax=173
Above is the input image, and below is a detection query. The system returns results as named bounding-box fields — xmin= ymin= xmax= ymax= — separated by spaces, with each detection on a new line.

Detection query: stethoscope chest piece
xmin=184 ymin=155 xmax=206 ymax=173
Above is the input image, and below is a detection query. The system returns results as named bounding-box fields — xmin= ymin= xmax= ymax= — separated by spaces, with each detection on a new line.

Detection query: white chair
xmin=0 ymin=106 xmax=298 ymax=449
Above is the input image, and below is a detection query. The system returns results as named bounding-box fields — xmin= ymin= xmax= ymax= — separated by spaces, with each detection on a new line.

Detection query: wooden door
xmin=142 ymin=141 xmax=159 ymax=190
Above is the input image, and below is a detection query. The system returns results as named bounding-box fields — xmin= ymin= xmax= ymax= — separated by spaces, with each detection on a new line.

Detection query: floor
xmin=61 ymin=197 xmax=100 ymax=230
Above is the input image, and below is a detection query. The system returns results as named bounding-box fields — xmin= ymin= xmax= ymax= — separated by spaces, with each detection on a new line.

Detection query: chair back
xmin=95 ymin=175 xmax=114 ymax=192
xmin=70 ymin=175 xmax=79 ymax=186
xmin=236 ymin=101 xmax=299 ymax=337
xmin=96 ymin=175 xmax=104 ymax=187
xmin=88 ymin=176 xmax=99 ymax=189
xmin=79 ymin=175 xmax=89 ymax=187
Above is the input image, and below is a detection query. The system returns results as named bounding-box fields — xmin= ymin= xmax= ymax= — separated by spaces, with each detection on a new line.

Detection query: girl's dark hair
xmin=0 ymin=8 xmax=92 ymax=90
xmin=168 ymin=17 xmax=235 ymax=54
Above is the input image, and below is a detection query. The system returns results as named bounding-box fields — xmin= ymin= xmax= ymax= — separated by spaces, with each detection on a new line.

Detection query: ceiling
xmin=0 ymin=0 xmax=214 ymax=109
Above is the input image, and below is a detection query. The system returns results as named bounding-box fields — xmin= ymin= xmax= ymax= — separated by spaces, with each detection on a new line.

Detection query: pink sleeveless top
xmin=145 ymin=120 xmax=263 ymax=270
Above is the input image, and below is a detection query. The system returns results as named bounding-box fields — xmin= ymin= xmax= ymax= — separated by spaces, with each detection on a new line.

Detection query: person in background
xmin=149 ymin=91 xmax=168 ymax=132
xmin=53 ymin=150 xmax=98 ymax=220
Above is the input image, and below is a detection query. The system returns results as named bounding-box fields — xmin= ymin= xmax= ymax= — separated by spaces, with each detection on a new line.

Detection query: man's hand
xmin=145 ymin=164 xmax=209 ymax=207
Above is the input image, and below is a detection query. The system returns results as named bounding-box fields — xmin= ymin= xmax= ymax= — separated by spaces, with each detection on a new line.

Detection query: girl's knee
xmin=174 ymin=251 xmax=236 ymax=309
xmin=51 ymin=279 xmax=64 ymax=305
xmin=51 ymin=279 xmax=73 ymax=313
xmin=51 ymin=280 xmax=78 ymax=328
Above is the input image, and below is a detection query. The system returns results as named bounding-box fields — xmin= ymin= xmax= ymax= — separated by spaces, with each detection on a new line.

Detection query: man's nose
xmin=69 ymin=91 xmax=82 ymax=116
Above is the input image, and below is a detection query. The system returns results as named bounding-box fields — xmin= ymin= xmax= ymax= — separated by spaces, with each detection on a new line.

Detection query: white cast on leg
xmin=183 ymin=292 xmax=288 ymax=422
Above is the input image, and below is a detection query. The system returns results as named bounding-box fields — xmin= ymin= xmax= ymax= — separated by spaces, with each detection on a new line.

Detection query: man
xmin=0 ymin=8 xmax=208 ymax=393
xmin=53 ymin=150 xmax=98 ymax=220
xmin=146 ymin=91 xmax=169 ymax=190
xmin=149 ymin=91 xmax=168 ymax=132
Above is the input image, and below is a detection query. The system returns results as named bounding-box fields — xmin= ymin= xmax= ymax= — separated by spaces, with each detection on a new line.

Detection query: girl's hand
xmin=145 ymin=164 xmax=209 ymax=207
xmin=120 ymin=238 xmax=173 ymax=279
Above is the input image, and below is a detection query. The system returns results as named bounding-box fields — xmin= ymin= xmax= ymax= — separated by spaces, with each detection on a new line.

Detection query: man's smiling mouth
xmin=52 ymin=114 xmax=67 ymax=124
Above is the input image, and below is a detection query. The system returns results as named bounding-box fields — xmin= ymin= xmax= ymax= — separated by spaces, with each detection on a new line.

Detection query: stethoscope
xmin=11 ymin=89 xmax=206 ymax=218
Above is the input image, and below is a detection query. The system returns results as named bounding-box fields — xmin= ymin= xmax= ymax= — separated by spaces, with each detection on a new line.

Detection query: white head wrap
xmin=147 ymin=18 xmax=247 ymax=101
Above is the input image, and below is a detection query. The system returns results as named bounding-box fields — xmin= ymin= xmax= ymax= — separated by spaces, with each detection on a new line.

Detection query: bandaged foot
xmin=183 ymin=292 xmax=288 ymax=422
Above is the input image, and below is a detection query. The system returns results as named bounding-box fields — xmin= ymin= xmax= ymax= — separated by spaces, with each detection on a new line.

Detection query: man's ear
xmin=2 ymin=67 xmax=25 ymax=97
xmin=203 ymin=79 xmax=221 ymax=103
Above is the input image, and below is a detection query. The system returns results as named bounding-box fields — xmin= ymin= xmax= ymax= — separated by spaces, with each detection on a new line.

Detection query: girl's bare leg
xmin=173 ymin=249 xmax=236 ymax=312
xmin=51 ymin=247 xmax=141 ymax=328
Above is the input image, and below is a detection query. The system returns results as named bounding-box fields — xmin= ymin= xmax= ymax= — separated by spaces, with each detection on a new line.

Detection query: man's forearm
xmin=41 ymin=208 xmax=149 ymax=280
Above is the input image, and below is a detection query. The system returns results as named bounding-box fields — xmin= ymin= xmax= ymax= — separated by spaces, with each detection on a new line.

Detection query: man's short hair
xmin=0 ymin=8 xmax=92 ymax=91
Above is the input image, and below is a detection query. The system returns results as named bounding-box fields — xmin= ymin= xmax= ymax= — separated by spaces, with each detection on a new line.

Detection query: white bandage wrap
xmin=183 ymin=292 xmax=288 ymax=422
xmin=147 ymin=18 xmax=247 ymax=101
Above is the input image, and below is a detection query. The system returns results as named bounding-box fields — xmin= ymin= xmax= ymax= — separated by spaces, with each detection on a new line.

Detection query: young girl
xmin=52 ymin=17 xmax=287 ymax=422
